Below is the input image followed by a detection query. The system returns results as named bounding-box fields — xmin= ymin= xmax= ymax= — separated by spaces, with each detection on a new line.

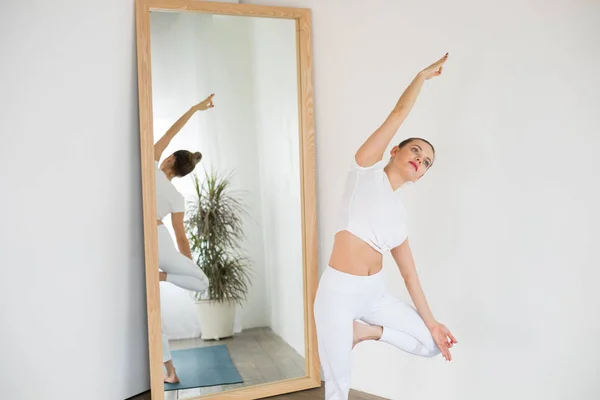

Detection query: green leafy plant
xmin=185 ymin=168 xmax=252 ymax=305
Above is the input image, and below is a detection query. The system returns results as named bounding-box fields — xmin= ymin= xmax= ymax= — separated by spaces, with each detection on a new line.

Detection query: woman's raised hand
xmin=420 ymin=53 xmax=449 ymax=80
xmin=193 ymin=94 xmax=215 ymax=111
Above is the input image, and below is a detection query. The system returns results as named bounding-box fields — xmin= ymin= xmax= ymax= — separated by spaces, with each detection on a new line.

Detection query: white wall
xmin=247 ymin=0 xmax=600 ymax=399
xmin=249 ymin=18 xmax=305 ymax=356
xmin=0 ymin=1 xmax=149 ymax=399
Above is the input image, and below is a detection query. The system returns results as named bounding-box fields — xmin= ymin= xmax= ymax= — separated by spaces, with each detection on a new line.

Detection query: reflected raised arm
xmin=154 ymin=94 xmax=215 ymax=162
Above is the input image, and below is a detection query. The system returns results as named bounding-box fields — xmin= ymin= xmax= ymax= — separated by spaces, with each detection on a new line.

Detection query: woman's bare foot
xmin=352 ymin=320 xmax=383 ymax=349
xmin=164 ymin=371 xmax=179 ymax=384
xmin=159 ymin=271 xmax=167 ymax=282
xmin=163 ymin=360 xmax=179 ymax=384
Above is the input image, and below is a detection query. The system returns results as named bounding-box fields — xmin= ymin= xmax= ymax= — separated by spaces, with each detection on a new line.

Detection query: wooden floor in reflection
xmin=167 ymin=327 xmax=306 ymax=399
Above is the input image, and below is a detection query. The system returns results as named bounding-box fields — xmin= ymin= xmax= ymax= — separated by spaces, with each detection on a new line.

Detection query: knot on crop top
xmin=335 ymin=158 xmax=409 ymax=254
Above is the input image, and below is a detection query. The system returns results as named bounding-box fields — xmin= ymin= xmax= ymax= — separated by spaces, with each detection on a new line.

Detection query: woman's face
xmin=390 ymin=139 xmax=435 ymax=182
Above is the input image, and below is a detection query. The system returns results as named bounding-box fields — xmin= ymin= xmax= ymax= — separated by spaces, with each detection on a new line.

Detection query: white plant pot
xmin=195 ymin=299 xmax=236 ymax=340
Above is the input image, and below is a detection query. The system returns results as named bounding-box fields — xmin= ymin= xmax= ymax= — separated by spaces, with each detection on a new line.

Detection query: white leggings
xmin=158 ymin=224 xmax=209 ymax=362
xmin=158 ymin=224 xmax=209 ymax=293
xmin=162 ymin=321 xmax=171 ymax=363
xmin=314 ymin=266 xmax=440 ymax=400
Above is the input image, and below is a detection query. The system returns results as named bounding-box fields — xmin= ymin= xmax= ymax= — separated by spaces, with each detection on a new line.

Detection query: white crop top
xmin=336 ymin=157 xmax=409 ymax=254
xmin=155 ymin=161 xmax=185 ymax=220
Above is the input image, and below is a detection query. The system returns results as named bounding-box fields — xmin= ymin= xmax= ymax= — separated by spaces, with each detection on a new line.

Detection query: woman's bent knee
xmin=425 ymin=345 xmax=441 ymax=358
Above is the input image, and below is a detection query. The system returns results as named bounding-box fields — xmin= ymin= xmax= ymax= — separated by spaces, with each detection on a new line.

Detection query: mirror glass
xmin=149 ymin=10 xmax=305 ymax=400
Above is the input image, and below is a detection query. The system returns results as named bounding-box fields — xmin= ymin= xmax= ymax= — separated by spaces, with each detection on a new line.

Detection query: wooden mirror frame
xmin=134 ymin=0 xmax=319 ymax=399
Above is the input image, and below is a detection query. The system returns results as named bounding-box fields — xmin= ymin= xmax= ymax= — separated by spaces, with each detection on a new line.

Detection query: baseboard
xmin=125 ymin=389 xmax=150 ymax=400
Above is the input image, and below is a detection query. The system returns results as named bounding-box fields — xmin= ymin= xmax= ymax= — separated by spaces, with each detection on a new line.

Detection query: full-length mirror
xmin=135 ymin=1 xmax=318 ymax=399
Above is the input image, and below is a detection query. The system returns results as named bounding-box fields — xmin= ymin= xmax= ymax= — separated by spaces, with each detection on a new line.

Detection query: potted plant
xmin=185 ymin=168 xmax=252 ymax=340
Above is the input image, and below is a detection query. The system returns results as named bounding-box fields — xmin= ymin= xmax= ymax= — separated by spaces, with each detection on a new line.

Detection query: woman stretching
xmin=314 ymin=54 xmax=457 ymax=400
xmin=154 ymin=94 xmax=215 ymax=383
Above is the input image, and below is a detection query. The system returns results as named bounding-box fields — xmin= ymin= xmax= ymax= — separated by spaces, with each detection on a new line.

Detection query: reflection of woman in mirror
xmin=153 ymin=94 xmax=215 ymax=384
xmin=314 ymin=55 xmax=458 ymax=399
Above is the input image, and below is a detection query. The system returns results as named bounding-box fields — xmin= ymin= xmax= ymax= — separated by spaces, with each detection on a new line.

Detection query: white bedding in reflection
xmin=160 ymin=282 xmax=242 ymax=340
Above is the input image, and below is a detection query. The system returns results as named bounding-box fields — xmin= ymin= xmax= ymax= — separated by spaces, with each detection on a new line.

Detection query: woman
xmin=153 ymin=94 xmax=215 ymax=383
xmin=314 ymin=54 xmax=458 ymax=400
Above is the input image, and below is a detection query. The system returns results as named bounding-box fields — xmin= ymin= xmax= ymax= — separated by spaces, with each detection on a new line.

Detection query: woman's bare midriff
xmin=328 ymin=231 xmax=383 ymax=276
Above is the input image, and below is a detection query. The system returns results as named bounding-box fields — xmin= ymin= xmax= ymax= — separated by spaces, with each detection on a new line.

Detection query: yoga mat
xmin=164 ymin=345 xmax=243 ymax=391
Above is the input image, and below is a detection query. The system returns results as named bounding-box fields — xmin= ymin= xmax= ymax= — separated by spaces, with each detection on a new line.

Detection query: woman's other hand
xmin=428 ymin=321 xmax=457 ymax=361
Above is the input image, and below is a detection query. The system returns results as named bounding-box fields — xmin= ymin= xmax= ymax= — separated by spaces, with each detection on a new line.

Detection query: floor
xmin=266 ymin=386 xmax=386 ymax=400
xmin=128 ymin=326 xmax=386 ymax=400
xmin=167 ymin=327 xmax=306 ymax=398
xmin=131 ymin=384 xmax=385 ymax=400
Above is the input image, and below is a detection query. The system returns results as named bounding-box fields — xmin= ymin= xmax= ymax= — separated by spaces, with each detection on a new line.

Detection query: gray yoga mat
xmin=164 ymin=345 xmax=243 ymax=391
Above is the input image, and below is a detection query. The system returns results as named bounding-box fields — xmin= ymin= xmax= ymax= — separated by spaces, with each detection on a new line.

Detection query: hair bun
xmin=193 ymin=152 xmax=202 ymax=163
